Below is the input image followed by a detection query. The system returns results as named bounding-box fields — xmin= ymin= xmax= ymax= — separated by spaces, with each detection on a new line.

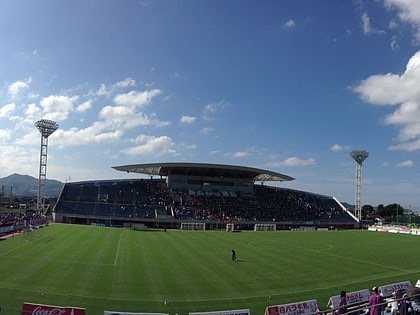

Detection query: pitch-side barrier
xmin=1 ymin=280 xmax=419 ymax=315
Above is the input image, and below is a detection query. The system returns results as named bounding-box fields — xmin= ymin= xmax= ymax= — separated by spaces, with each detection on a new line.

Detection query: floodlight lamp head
xmin=35 ymin=119 xmax=59 ymax=138
xmin=350 ymin=150 xmax=369 ymax=164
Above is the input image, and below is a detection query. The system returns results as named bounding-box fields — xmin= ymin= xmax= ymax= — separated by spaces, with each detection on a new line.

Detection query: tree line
xmin=362 ymin=203 xmax=420 ymax=224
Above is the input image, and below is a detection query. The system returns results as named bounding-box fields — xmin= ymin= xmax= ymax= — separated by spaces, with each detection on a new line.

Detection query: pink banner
xmin=22 ymin=302 xmax=86 ymax=315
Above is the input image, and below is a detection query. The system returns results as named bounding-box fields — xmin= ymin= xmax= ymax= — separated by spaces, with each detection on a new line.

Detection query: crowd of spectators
xmin=170 ymin=185 xmax=350 ymax=223
xmin=0 ymin=211 xmax=48 ymax=235
xmin=56 ymin=179 xmax=354 ymax=224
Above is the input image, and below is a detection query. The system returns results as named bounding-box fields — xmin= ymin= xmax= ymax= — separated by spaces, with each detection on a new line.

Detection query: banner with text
xmin=22 ymin=302 xmax=86 ymax=315
xmin=327 ymin=289 xmax=370 ymax=309
xmin=105 ymin=312 xmax=168 ymax=315
xmin=265 ymin=299 xmax=319 ymax=315
xmin=379 ymin=281 xmax=412 ymax=297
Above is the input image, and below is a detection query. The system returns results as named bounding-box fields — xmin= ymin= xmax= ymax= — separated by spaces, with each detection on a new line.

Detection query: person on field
xmin=231 ymin=249 xmax=236 ymax=261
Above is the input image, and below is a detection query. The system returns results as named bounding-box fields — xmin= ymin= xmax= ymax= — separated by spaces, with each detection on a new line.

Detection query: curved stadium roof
xmin=112 ymin=162 xmax=294 ymax=182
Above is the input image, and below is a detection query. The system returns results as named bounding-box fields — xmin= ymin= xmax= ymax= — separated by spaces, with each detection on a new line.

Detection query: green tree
xmin=361 ymin=204 xmax=374 ymax=219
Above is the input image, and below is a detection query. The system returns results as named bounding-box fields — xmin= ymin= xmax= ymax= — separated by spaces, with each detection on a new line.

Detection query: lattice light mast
xmin=35 ymin=119 xmax=58 ymax=212
xmin=350 ymin=150 xmax=369 ymax=222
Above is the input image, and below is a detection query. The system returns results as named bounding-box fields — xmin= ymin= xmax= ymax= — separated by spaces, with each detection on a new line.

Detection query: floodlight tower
xmin=350 ymin=150 xmax=369 ymax=222
xmin=35 ymin=119 xmax=58 ymax=212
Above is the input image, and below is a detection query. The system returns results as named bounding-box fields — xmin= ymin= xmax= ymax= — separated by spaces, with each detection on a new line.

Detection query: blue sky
xmin=1 ymin=0 xmax=420 ymax=210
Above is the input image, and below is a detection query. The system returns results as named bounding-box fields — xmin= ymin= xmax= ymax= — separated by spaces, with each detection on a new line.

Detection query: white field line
xmin=114 ymin=232 xmax=122 ymax=266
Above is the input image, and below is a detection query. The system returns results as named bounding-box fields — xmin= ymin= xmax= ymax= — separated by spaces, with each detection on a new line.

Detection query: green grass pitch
xmin=0 ymin=224 xmax=419 ymax=315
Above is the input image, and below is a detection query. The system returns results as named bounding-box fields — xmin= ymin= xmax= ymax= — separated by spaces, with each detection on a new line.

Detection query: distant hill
xmin=0 ymin=174 xmax=63 ymax=198
xmin=341 ymin=202 xmax=354 ymax=211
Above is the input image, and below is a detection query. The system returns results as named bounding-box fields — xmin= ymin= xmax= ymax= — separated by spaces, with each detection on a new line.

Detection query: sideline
xmin=0 ymin=231 xmax=21 ymax=240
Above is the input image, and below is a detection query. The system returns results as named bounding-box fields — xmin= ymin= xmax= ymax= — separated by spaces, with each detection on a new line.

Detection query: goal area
xmin=226 ymin=223 xmax=234 ymax=232
xmin=254 ymin=223 xmax=276 ymax=231
xmin=180 ymin=222 xmax=206 ymax=231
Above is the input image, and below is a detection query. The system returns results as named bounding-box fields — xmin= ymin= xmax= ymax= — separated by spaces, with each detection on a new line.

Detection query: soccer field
xmin=0 ymin=224 xmax=419 ymax=315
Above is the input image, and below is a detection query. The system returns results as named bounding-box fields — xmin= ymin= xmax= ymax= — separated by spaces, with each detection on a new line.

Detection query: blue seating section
xmin=54 ymin=179 xmax=356 ymax=224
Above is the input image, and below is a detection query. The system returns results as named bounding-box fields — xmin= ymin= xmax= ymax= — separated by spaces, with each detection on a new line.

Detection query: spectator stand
xmin=407 ymin=284 xmax=420 ymax=315
xmin=326 ymin=281 xmax=413 ymax=315
xmin=380 ymin=280 xmax=413 ymax=315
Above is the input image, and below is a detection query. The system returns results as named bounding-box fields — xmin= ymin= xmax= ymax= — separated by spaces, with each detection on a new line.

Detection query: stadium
xmin=1 ymin=162 xmax=420 ymax=315
xmin=52 ymin=162 xmax=359 ymax=230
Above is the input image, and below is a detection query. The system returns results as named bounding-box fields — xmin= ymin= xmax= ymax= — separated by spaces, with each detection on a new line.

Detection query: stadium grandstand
xmin=53 ymin=162 xmax=358 ymax=230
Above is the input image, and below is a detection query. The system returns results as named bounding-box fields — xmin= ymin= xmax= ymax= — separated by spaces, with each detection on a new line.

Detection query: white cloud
xmin=34 ymin=85 xmax=170 ymax=148
xmin=284 ymin=19 xmax=296 ymax=28
xmin=121 ymin=135 xmax=176 ymax=156
xmin=354 ymin=51 xmax=420 ymax=151
xmin=76 ymin=100 xmax=92 ymax=112
xmin=0 ymin=76 xmax=176 ymax=180
xmin=8 ymin=80 xmax=29 ymax=98
xmin=397 ymin=160 xmax=413 ymax=168
xmin=202 ymin=101 xmax=226 ymax=120
xmin=0 ymin=129 xmax=11 ymax=142
xmin=384 ymin=0 xmax=420 ymax=43
xmin=0 ymin=103 xmax=16 ymax=118
xmin=25 ymin=103 xmax=40 ymax=116
xmin=114 ymin=89 xmax=161 ymax=108
xmin=105 ymin=107 xmax=144 ymax=128
xmin=361 ymin=12 xmax=373 ymax=34
xmin=389 ymin=19 xmax=399 ymax=29
xmin=43 ymin=111 xmax=69 ymax=122
xmin=390 ymin=35 xmax=400 ymax=50
xmin=264 ymin=156 xmax=316 ymax=168
xmin=388 ymin=139 xmax=420 ymax=151
xmin=229 ymin=151 xmax=249 ymax=158
xmin=99 ymin=105 xmax=169 ymax=130
xmin=282 ymin=157 xmax=316 ymax=167
xmin=95 ymin=84 xmax=110 ymax=97
xmin=353 ymin=51 xmax=420 ymax=106
xmin=40 ymin=95 xmax=77 ymax=112
xmin=200 ymin=127 xmax=214 ymax=135
xmin=52 ymin=122 xmax=123 ymax=146
xmin=40 ymin=95 xmax=78 ymax=121
xmin=361 ymin=12 xmax=386 ymax=35
xmin=115 ymin=77 xmax=136 ymax=88
xmin=384 ymin=101 xmax=420 ymax=141
xmin=0 ymin=145 xmax=39 ymax=177
xmin=163 ymin=94 xmax=173 ymax=102
xmin=180 ymin=115 xmax=196 ymax=124
xmin=92 ymin=78 xmax=137 ymax=97
xmin=0 ymin=103 xmax=16 ymax=117
xmin=330 ymin=144 xmax=350 ymax=152
xmin=202 ymin=104 xmax=217 ymax=120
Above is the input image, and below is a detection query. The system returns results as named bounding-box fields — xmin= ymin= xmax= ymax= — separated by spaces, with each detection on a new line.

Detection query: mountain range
xmin=0 ymin=174 xmax=63 ymax=198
